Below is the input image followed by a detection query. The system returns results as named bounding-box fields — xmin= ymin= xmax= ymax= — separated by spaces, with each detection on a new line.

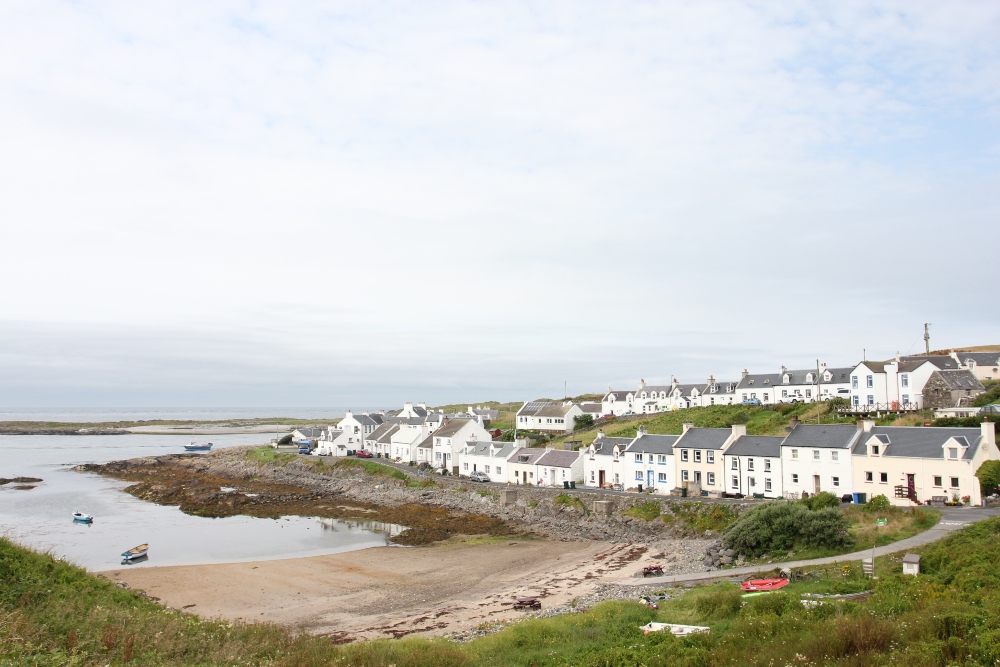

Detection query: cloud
xmin=0 ymin=1 xmax=997 ymax=406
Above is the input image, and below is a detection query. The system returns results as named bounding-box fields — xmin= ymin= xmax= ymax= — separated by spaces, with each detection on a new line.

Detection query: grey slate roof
xmin=955 ymin=352 xmax=1000 ymax=366
xmin=672 ymin=383 xmax=703 ymax=397
xmin=356 ymin=413 xmax=385 ymax=427
xmin=735 ymin=374 xmax=782 ymax=390
xmin=778 ymin=368 xmax=853 ymax=386
xmin=603 ymin=391 xmax=633 ymax=400
xmin=900 ymin=355 xmax=958 ymax=370
xmin=507 ymin=448 xmax=547 ymax=464
xmin=433 ymin=418 xmax=475 ymax=439
xmin=580 ymin=403 xmax=604 ymax=414
xmin=368 ymin=423 xmax=399 ymax=444
xmin=590 ymin=435 xmax=633 ymax=455
xmin=535 ymin=449 xmax=582 ymax=468
xmin=725 ymin=435 xmax=783 ymax=458
xmin=517 ymin=401 xmax=576 ymax=418
xmin=387 ymin=416 xmax=425 ymax=426
xmin=852 ymin=426 xmax=983 ymax=460
xmin=626 ymin=433 xmax=679 ymax=455
xmin=933 ymin=370 xmax=985 ymax=390
xmin=782 ymin=423 xmax=861 ymax=449
xmin=463 ymin=441 xmax=517 ymax=459
xmin=416 ymin=434 xmax=434 ymax=449
xmin=674 ymin=427 xmax=731 ymax=450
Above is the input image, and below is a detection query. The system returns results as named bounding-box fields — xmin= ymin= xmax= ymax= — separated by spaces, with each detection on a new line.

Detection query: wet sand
xmin=107 ymin=538 xmax=646 ymax=641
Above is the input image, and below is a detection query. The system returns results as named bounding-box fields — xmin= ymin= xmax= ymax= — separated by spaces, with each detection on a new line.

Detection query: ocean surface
xmin=0 ymin=407 xmax=387 ymax=422
xmin=0 ymin=432 xmax=401 ymax=571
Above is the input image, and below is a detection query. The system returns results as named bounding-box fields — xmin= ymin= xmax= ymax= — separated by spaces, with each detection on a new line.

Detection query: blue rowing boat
xmin=122 ymin=544 xmax=149 ymax=560
xmin=72 ymin=512 xmax=93 ymax=523
xmin=184 ymin=442 xmax=213 ymax=451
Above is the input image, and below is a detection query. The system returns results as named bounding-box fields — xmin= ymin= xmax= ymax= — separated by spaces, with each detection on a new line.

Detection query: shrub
xmin=695 ymin=587 xmax=743 ymax=620
xmin=864 ymin=494 xmax=891 ymax=513
xmin=799 ymin=491 xmax=840 ymax=510
xmin=976 ymin=460 xmax=1000 ymax=496
xmin=798 ymin=508 xmax=853 ymax=550
xmin=723 ymin=501 xmax=852 ymax=557
xmin=741 ymin=591 xmax=797 ymax=617
xmin=972 ymin=381 xmax=1000 ymax=407
xmin=573 ymin=414 xmax=594 ymax=431
xmin=277 ymin=434 xmax=293 ymax=445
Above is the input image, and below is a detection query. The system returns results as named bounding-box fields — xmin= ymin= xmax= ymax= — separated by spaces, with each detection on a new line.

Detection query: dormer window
xmin=948 ymin=448 xmax=958 ymax=459
xmin=749 ymin=380 xmax=755 ymax=385
xmin=783 ymin=374 xmax=790 ymax=384
xmin=764 ymin=379 xmax=770 ymax=384
xmin=806 ymin=373 xmax=814 ymax=383
xmin=871 ymin=445 xmax=880 ymax=456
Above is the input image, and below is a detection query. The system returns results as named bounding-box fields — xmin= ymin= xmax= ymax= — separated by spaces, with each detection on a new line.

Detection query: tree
xmin=277 ymin=434 xmax=293 ymax=445
xmin=573 ymin=414 xmax=594 ymax=431
xmin=976 ymin=460 xmax=1000 ymax=497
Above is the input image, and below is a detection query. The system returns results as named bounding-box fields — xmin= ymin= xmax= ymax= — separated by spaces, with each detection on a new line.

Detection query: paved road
xmin=622 ymin=506 xmax=1000 ymax=586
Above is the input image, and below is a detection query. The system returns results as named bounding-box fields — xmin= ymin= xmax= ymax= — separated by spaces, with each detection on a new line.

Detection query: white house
xmin=516 ymin=401 xmax=585 ymax=433
xmin=431 ymin=418 xmax=492 ymax=473
xmin=583 ymin=432 xmax=634 ymax=489
xmin=507 ymin=448 xmax=547 ymax=485
xmin=851 ymin=422 xmax=999 ymax=506
xmin=666 ymin=383 xmax=705 ymax=410
xmin=396 ymin=402 xmax=430 ymax=420
xmin=672 ymin=425 xmax=744 ymax=493
xmin=460 ymin=441 xmax=519 ymax=482
xmin=534 ymin=448 xmax=585 ymax=487
xmin=723 ymin=435 xmax=784 ymax=498
xmin=389 ymin=422 xmax=435 ymax=463
xmin=314 ymin=411 xmax=385 ymax=456
xmin=848 ymin=355 xmax=955 ymax=410
xmin=698 ymin=376 xmax=739 ymax=407
xmin=734 ymin=372 xmax=781 ymax=405
xmin=363 ymin=423 xmax=400 ymax=457
xmin=601 ymin=390 xmax=636 ymax=416
xmin=774 ymin=365 xmax=853 ymax=403
xmin=949 ymin=351 xmax=1000 ymax=382
xmin=780 ymin=422 xmax=861 ymax=498
xmin=625 ymin=428 xmax=680 ymax=493
xmin=634 ymin=380 xmax=672 ymax=413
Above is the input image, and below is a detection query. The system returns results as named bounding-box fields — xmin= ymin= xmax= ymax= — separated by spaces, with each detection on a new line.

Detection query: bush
xmin=277 ymin=434 xmax=293 ymax=445
xmin=573 ymin=414 xmax=594 ymax=431
xmin=695 ymin=587 xmax=743 ymax=620
xmin=800 ymin=491 xmax=840 ymax=510
xmin=864 ymin=494 xmax=891 ymax=513
xmin=723 ymin=501 xmax=852 ymax=557
xmin=976 ymin=460 xmax=1000 ymax=496
xmin=973 ymin=381 xmax=1000 ymax=407
xmin=799 ymin=508 xmax=853 ymax=550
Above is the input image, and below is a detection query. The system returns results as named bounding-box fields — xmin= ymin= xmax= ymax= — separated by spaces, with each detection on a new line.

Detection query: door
xmin=813 ymin=475 xmax=821 ymax=494
xmin=647 ymin=470 xmax=654 ymax=488
xmin=906 ymin=473 xmax=916 ymax=499
xmin=599 ymin=470 xmax=606 ymax=487
xmin=694 ymin=471 xmax=702 ymax=484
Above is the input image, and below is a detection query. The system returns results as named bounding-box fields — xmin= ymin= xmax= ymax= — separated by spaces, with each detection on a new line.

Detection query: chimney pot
xmin=682 ymin=422 xmax=694 ymax=433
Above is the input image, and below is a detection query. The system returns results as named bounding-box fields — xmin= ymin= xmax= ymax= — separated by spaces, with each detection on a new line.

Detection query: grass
xmin=332 ymin=458 xmax=408 ymax=481
xmin=553 ymin=492 xmax=588 ymax=514
xmin=6 ymin=516 xmax=1000 ymax=665
xmin=245 ymin=446 xmax=297 ymax=466
xmin=623 ymin=501 xmax=662 ymax=521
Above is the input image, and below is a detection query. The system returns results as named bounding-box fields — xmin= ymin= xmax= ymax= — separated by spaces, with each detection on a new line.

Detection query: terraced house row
xmin=582 ymin=420 xmax=999 ymax=507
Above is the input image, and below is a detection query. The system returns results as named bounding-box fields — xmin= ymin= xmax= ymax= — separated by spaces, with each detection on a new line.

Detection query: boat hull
xmin=121 ymin=544 xmax=149 ymax=560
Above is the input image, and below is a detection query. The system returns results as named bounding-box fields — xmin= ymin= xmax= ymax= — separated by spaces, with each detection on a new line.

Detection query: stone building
xmin=922 ymin=370 xmax=984 ymax=409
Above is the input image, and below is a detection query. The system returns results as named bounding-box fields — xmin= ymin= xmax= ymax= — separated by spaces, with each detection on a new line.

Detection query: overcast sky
xmin=1 ymin=2 xmax=998 ymax=408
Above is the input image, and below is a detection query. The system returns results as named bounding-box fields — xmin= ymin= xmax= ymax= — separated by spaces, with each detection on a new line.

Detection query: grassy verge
xmin=332 ymin=458 xmax=408 ymax=481
xmin=5 ymin=516 xmax=1000 ymax=665
xmin=244 ymin=446 xmax=297 ymax=466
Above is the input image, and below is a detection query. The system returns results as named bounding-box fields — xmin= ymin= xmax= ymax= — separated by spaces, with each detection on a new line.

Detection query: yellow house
xmin=851 ymin=422 xmax=999 ymax=506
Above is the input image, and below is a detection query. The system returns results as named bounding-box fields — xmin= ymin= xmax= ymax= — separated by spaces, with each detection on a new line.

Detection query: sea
xmin=0 ymin=408 xmax=400 ymax=572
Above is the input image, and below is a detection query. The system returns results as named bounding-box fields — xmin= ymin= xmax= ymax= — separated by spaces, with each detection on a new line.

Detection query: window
xmin=435 ymin=452 xmax=442 ymax=461
xmin=749 ymin=476 xmax=756 ymax=487
xmin=852 ymin=375 xmax=859 ymax=389
xmin=707 ymin=451 xmax=715 ymax=464
xmin=732 ymin=475 xmax=739 ymax=487
xmin=657 ymin=454 xmax=666 ymax=464
xmin=731 ymin=458 xmax=738 ymax=470
xmin=658 ymin=472 xmax=667 ymax=483
xmin=681 ymin=449 xmax=689 ymax=462
xmin=707 ymin=472 xmax=715 ymax=485
xmin=634 ymin=453 xmax=642 ymax=463
xmin=832 ymin=476 xmax=840 ymax=487
xmin=901 ymin=374 xmax=909 ymax=388
xmin=791 ymin=473 xmax=799 ymax=483
xmin=763 ymin=393 xmax=769 ymax=401
xmin=933 ymin=476 xmax=942 ymax=487
xmin=806 ymin=389 xmax=812 ymax=398
xmin=635 ymin=471 xmax=643 ymax=480
xmin=742 ymin=393 xmax=747 ymax=400
xmin=867 ymin=395 xmax=875 ymax=405
xmin=902 ymin=394 xmax=909 ymax=404
xmin=831 ymin=451 xmax=838 ymax=461
xmin=865 ymin=471 xmax=873 ymax=482
xmin=765 ymin=479 xmax=772 ymax=491
xmin=463 ymin=463 xmax=469 ymax=470
xmin=866 ymin=375 xmax=874 ymax=388
xmin=682 ymin=470 xmax=689 ymax=482
xmin=764 ymin=459 xmax=771 ymax=471
xmin=496 ymin=466 xmax=502 ymax=476
xmin=648 ymin=454 xmax=654 ymax=463
xmin=782 ymin=390 xmax=788 ymax=398
xmin=747 ymin=458 xmax=755 ymax=471
xmin=950 ymin=477 xmax=960 ymax=488
xmin=871 ymin=445 xmax=880 ymax=455
xmin=813 ymin=450 xmax=820 ymax=460
xmin=948 ymin=448 xmax=958 ymax=459
xmin=880 ymin=472 xmax=888 ymax=483
xmin=590 ymin=470 xmax=595 ymax=481
xmin=853 ymin=395 xmax=860 ymax=406
xmin=694 ymin=450 xmax=702 ymax=463
xmin=791 ymin=449 xmax=799 ymax=459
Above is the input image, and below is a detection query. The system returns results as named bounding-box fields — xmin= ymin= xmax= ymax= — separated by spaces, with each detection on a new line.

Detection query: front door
xmin=647 ymin=470 xmax=654 ymax=488
xmin=813 ymin=475 xmax=821 ymax=494
xmin=599 ymin=470 xmax=606 ymax=487
xmin=907 ymin=474 xmax=916 ymax=499
xmin=694 ymin=471 xmax=702 ymax=484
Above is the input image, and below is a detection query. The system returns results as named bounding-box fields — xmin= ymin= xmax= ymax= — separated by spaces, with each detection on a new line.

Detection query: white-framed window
xmin=635 ymin=471 xmax=643 ymax=480
xmin=648 ymin=454 xmax=654 ymax=463
xmin=707 ymin=472 xmax=715 ymax=486
xmin=496 ymin=466 xmax=502 ymax=476
xmin=852 ymin=375 xmax=859 ymax=389
xmin=832 ymin=476 xmax=840 ymax=487
xmin=791 ymin=449 xmax=799 ymax=459
xmin=763 ymin=393 xmax=769 ymax=401
xmin=707 ymin=451 xmax=715 ymax=464
xmin=867 ymin=395 xmax=875 ymax=405
xmin=949 ymin=448 xmax=958 ymax=459
xmin=765 ymin=478 xmax=772 ymax=492
xmin=694 ymin=450 xmax=702 ymax=463
xmin=880 ymin=472 xmax=888 ymax=483
xmin=831 ymin=451 xmax=838 ymax=461
xmin=865 ymin=471 xmax=873 ymax=482
xmin=866 ymin=375 xmax=874 ymax=388
xmin=590 ymin=470 xmax=595 ymax=481
xmin=950 ymin=477 xmax=960 ymax=488
xmin=485 ymin=465 xmax=491 ymax=473
xmin=681 ymin=450 xmax=689 ymax=462
xmin=657 ymin=454 xmax=666 ymax=464
xmin=634 ymin=453 xmax=643 ymax=463
xmin=901 ymin=374 xmax=909 ymax=388
xmin=871 ymin=444 xmax=880 ymax=456
xmin=747 ymin=458 xmax=755 ymax=471
xmin=731 ymin=458 xmax=738 ymax=470
xmin=435 ymin=452 xmax=442 ymax=461
xmin=749 ymin=476 xmax=755 ymax=487
xmin=682 ymin=470 xmax=689 ymax=482
xmin=764 ymin=459 xmax=771 ymax=472
xmin=853 ymin=395 xmax=860 ymax=406
xmin=782 ymin=390 xmax=788 ymax=398
xmin=658 ymin=472 xmax=667 ymax=483
xmin=933 ymin=476 xmax=942 ymax=487
xmin=805 ymin=389 xmax=812 ymax=398
xmin=902 ymin=394 xmax=909 ymax=403
xmin=791 ymin=473 xmax=799 ymax=483
xmin=813 ymin=450 xmax=820 ymax=460
xmin=463 ymin=463 xmax=469 ymax=470
xmin=732 ymin=475 xmax=739 ymax=487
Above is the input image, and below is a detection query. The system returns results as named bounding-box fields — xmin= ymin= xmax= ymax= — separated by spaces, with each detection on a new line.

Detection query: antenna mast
xmin=924 ymin=323 xmax=931 ymax=354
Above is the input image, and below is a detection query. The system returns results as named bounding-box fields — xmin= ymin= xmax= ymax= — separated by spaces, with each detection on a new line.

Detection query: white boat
xmin=121 ymin=544 xmax=149 ymax=560
xmin=184 ymin=441 xmax=213 ymax=451
xmin=72 ymin=512 xmax=93 ymax=523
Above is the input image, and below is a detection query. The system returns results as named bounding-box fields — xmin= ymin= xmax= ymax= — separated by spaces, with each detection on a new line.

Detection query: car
xmin=355 ymin=450 xmax=373 ymax=458
xmin=469 ymin=471 xmax=490 ymax=482
xmin=297 ymin=447 xmax=312 ymax=455
xmin=622 ymin=411 xmax=636 ymax=416
xmin=741 ymin=398 xmax=762 ymax=406
xmin=778 ymin=397 xmax=800 ymax=404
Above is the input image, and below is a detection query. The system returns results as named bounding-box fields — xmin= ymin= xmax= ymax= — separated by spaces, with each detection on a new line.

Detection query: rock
xmin=720 ymin=556 xmax=733 ymax=564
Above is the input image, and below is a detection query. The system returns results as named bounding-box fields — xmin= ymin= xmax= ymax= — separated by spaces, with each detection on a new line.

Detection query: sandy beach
xmin=106 ymin=538 xmax=647 ymax=641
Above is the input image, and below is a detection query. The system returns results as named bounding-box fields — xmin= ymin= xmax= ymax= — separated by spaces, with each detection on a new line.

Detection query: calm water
xmin=0 ymin=433 xmax=401 ymax=571
xmin=0 ymin=407 xmax=386 ymax=422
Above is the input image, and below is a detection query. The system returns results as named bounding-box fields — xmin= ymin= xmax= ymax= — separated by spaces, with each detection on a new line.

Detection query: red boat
xmin=741 ymin=578 xmax=789 ymax=592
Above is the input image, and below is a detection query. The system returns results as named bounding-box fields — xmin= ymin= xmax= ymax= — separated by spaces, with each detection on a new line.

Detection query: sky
xmin=1 ymin=1 xmax=998 ymax=408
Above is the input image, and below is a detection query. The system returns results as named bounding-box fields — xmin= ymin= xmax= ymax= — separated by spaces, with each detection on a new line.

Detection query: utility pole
xmin=924 ymin=323 xmax=931 ymax=354
xmin=816 ymin=358 xmax=821 ymax=424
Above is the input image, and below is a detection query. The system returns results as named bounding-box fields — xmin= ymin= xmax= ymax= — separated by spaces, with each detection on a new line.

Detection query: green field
xmin=5 ymin=515 xmax=1000 ymax=666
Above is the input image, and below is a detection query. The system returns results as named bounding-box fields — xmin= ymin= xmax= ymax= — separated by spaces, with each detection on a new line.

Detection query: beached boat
xmin=741 ymin=578 xmax=789 ymax=592
xmin=72 ymin=512 xmax=93 ymax=523
xmin=183 ymin=441 xmax=213 ymax=451
xmin=121 ymin=544 xmax=149 ymax=560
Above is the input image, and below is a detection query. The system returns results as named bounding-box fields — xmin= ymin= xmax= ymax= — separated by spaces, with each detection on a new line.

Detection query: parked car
xmin=298 ymin=446 xmax=312 ymax=455
xmin=741 ymin=398 xmax=762 ymax=406
xmin=469 ymin=471 xmax=490 ymax=482
xmin=778 ymin=397 xmax=800 ymax=404
xmin=355 ymin=450 xmax=373 ymax=458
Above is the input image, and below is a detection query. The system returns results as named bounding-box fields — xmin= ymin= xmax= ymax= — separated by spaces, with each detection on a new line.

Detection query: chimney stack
xmin=741 ymin=369 xmax=748 ymax=379
xmin=780 ymin=365 xmax=787 ymax=376
xmin=682 ymin=422 xmax=694 ymax=434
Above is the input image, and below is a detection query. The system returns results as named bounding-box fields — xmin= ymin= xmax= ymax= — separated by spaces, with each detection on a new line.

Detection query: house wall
xmin=724 ymin=455 xmax=783 ymax=497
xmin=922 ymin=374 xmax=983 ymax=409
xmin=432 ymin=421 xmax=491 ymax=471
xmin=736 ymin=384 xmax=777 ymax=405
xmin=780 ymin=444 xmax=854 ymax=498
xmin=626 ymin=450 xmax=676 ymax=494
xmin=583 ymin=452 xmax=629 ymax=488
xmin=602 ymin=393 xmax=635 ymax=416
xmin=461 ymin=450 xmax=511 ymax=483
xmin=535 ymin=456 xmax=583 ymax=487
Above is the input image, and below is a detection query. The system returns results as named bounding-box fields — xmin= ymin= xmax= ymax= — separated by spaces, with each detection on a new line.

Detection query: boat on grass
xmin=184 ymin=442 xmax=213 ymax=451
xmin=741 ymin=578 xmax=789 ymax=592
xmin=121 ymin=544 xmax=149 ymax=561
xmin=72 ymin=512 xmax=93 ymax=523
